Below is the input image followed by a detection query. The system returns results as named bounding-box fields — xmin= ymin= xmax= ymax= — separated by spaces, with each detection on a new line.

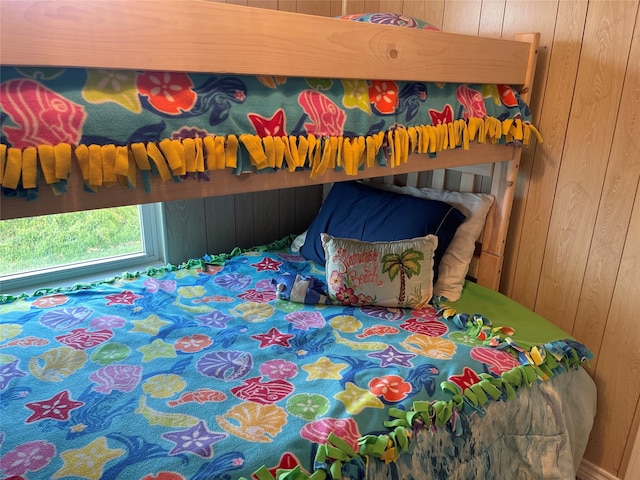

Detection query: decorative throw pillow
xmin=369 ymin=183 xmax=494 ymax=301
xmin=299 ymin=181 xmax=465 ymax=278
xmin=322 ymin=233 xmax=438 ymax=308
xmin=339 ymin=13 xmax=440 ymax=31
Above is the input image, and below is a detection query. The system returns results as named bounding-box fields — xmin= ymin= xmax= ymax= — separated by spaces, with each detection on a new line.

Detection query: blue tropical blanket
xmin=0 ymin=239 xmax=590 ymax=479
xmin=0 ymin=62 xmax=540 ymax=200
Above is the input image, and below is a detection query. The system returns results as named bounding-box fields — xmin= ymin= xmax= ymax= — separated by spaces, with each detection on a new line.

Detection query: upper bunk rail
xmin=0 ymin=144 xmax=513 ymax=221
xmin=0 ymin=0 xmax=531 ymax=85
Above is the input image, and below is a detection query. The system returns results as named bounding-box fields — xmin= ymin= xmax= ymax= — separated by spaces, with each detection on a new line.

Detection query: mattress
xmin=0 ymin=237 xmax=596 ymax=480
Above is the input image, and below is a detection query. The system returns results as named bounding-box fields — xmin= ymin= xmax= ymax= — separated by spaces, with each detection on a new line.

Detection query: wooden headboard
xmin=0 ymin=0 xmax=539 ymax=291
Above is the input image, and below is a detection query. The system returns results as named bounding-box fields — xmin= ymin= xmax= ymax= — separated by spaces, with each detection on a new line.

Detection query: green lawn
xmin=0 ymin=206 xmax=143 ymax=276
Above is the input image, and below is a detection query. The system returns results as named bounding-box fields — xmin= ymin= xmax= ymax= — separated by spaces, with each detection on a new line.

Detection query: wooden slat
xmin=459 ymin=172 xmax=475 ymax=192
xmin=475 ymin=251 xmax=502 ymax=289
xmin=476 ymin=32 xmax=539 ymax=289
xmin=449 ymin=163 xmax=494 ymax=177
xmin=431 ymin=169 xmax=446 ymax=189
xmin=0 ymin=0 xmax=529 ymax=84
xmin=481 ymin=160 xmax=515 ymax=258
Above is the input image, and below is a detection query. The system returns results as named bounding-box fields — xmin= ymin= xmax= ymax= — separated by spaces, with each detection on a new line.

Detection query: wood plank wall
xmin=176 ymin=0 xmax=639 ymax=477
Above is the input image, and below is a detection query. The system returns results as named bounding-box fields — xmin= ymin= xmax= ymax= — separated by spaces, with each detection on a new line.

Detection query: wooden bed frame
xmin=0 ymin=0 xmax=539 ymax=291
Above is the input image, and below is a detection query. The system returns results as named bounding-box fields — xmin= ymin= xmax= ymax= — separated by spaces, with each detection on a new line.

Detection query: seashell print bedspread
xmin=0 ymin=241 xmax=594 ymax=479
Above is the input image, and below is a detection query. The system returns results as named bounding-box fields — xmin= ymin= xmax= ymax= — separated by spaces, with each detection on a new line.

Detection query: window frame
xmin=0 ymin=203 xmax=166 ymax=296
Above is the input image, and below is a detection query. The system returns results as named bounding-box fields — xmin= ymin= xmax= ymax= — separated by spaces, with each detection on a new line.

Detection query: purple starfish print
xmin=195 ymin=309 xmax=234 ymax=328
xmin=0 ymin=359 xmax=26 ymax=389
xmin=368 ymin=345 xmax=416 ymax=367
xmin=162 ymin=420 xmax=227 ymax=457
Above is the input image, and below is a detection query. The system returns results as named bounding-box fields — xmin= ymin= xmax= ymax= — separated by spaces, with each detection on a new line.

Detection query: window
xmin=0 ymin=203 xmax=165 ymax=294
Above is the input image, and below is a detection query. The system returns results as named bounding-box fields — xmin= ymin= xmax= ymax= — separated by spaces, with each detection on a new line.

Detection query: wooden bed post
xmin=476 ymin=33 xmax=540 ymax=290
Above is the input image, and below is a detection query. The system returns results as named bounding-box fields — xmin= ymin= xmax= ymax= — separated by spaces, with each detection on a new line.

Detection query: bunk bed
xmin=0 ymin=2 xmax=596 ymax=479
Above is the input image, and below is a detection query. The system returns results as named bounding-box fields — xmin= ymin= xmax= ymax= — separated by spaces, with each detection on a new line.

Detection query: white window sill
xmin=1 ymin=259 xmax=167 ymax=298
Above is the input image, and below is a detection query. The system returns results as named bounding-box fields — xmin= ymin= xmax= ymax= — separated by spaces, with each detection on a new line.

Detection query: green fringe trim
xmin=0 ymin=118 xmax=542 ymax=194
xmin=0 ymin=234 xmax=296 ymax=304
xmin=3 ymin=235 xmax=587 ymax=479
xmin=241 ymin=299 xmax=591 ymax=480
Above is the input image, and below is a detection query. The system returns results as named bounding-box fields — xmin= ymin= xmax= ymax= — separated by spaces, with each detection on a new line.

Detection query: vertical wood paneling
xmin=233 ymin=192 xmax=255 ymax=247
xmin=279 ymin=188 xmax=299 ymax=236
xmin=624 ymin=413 xmax=640 ymax=479
xmin=344 ymin=1 xmax=384 ymax=14
xmin=504 ymin=0 xmax=587 ymax=306
xmin=401 ymin=0 xmax=433 ymax=24
xmin=581 ymin=6 xmax=640 ymax=473
xmin=277 ymin=0 xmax=297 ymax=12
xmin=499 ymin=0 xmax=561 ymax=299
xmin=247 ymin=0 xmax=278 ymax=8
xmin=534 ymin=0 xmax=638 ymax=334
xmin=404 ymin=0 xmax=444 ymax=28
xmin=442 ymin=1 xmax=481 ymax=34
xmin=294 ymin=185 xmax=323 ymax=232
xmin=573 ymin=7 xmax=640 ymax=372
xmin=478 ymin=0 xmax=505 ymax=38
xmin=205 ymin=195 xmax=238 ymax=254
xmin=585 ymin=185 xmax=640 ymax=475
xmin=291 ymin=0 xmax=332 ymax=15
xmin=163 ymin=199 xmax=207 ymax=263
xmin=252 ymin=190 xmax=282 ymax=245
xmin=378 ymin=0 xmax=403 ymax=14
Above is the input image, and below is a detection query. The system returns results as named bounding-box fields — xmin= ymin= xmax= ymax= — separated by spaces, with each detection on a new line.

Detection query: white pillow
xmin=291 ymin=231 xmax=307 ymax=253
xmin=321 ymin=233 xmax=438 ymax=308
xmin=370 ymin=183 xmax=494 ymax=301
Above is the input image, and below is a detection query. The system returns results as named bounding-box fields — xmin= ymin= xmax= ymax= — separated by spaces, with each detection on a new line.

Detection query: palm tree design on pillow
xmin=381 ymin=248 xmax=424 ymax=305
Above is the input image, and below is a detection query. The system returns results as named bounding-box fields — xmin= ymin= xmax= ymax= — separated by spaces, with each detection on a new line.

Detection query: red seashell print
xmin=55 ymin=328 xmax=113 ymax=350
xmin=237 ymin=289 xmax=277 ymax=303
xmin=230 ymin=377 xmax=294 ymax=405
xmin=456 ymin=85 xmax=487 ymax=120
xmin=470 ymin=347 xmax=520 ymax=375
xmin=399 ymin=318 xmax=448 ymax=337
xmin=300 ymin=417 xmax=361 ymax=452
xmin=356 ymin=325 xmax=399 ymax=339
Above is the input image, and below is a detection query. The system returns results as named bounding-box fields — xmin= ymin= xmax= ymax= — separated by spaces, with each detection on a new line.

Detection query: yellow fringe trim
xmin=0 ymin=119 xmax=542 ymax=191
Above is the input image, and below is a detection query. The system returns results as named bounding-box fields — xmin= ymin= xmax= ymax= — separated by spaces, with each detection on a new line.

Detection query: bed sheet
xmin=0 ymin=238 xmax=594 ymax=480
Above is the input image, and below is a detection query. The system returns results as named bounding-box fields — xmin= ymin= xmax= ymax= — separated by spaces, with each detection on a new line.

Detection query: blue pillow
xmin=300 ymin=181 xmax=466 ymax=277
